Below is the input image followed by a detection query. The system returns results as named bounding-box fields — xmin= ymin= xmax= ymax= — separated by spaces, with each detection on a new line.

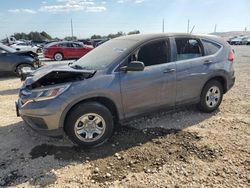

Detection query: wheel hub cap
xmin=205 ymin=86 xmax=221 ymax=108
xmin=74 ymin=113 xmax=106 ymax=142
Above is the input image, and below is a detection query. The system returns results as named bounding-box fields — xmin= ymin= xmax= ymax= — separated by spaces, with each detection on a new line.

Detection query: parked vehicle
xmin=229 ymin=36 xmax=249 ymax=45
xmin=43 ymin=41 xmax=93 ymax=61
xmin=0 ymin=43 xmax=40 ymax=76
xmin=95 ymin=38 xmax=109 ymax=47
xmin=11 ymin=42 xmax=42 ymax=53
xmin=78 ymin=39 xmax=109 ymax=48
xmin=242 ymin=37 xmax=250 ymax=45
xmin=16 ymin=33 xmax=235 ymax=147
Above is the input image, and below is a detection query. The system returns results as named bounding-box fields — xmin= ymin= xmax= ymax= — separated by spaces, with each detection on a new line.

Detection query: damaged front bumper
xmin=15 ymin=98 xmax=64 ymax=137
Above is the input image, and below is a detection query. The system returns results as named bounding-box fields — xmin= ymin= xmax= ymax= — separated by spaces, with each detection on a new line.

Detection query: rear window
xmin=175 ymin=38 xmax=203 ymax=61
xmin=202 ymin=40 xmax=221 ymax=55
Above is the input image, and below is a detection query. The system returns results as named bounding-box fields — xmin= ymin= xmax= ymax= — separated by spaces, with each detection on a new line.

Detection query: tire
xmin=54 ymin=52 xmax=63 ymax=61
xmin=198 ymin=80 xmax=223 ymax=113
xmin=15 ymin=64 xmax=33 ymax=77
xmin=64 ymin=102 xmax=114 ymax=147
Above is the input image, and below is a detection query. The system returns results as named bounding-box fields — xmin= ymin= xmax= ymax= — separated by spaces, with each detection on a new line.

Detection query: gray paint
xmin=16 ymin=33 xmax=235 ymax=136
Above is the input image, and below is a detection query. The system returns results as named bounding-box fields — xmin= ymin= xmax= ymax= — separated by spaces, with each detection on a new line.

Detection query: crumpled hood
xmin=24 ymin=63 xmax=96 ymax=89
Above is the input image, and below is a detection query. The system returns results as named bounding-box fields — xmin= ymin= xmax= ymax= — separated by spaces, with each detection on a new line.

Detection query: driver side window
xmin=129 ymin=40 xmax=170 ymax=67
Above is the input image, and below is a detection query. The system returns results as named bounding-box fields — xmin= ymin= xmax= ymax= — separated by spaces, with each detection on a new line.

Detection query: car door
xmin=59 ymin=43 xmax=73 ymax=58
xmin=173 ymin=37 xmax=213 ymax=104
xmin=0 ymin=49 xmax=12 ymax=72
xmin=71 ymin=43 xmax=86 ymax=58
xmin=119 ymin=39 xmax=176 ymax=118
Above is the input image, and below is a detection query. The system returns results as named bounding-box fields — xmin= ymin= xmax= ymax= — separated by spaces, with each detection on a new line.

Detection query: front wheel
xmin=15 ymin=64 xmax=33 ymax=77
xmin=198 ymin=80 xmax=223 ymax=113
xmin=64 ymin=102 xmax=114 ymax=147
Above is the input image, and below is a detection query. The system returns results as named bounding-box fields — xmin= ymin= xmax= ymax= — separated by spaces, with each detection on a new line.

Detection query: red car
xmin=43 ymin=41 xmax=93 ymax=61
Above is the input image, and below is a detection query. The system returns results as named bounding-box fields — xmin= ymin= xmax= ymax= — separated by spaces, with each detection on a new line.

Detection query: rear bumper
xmin=226 ymin=76 xmax=235 ymax=92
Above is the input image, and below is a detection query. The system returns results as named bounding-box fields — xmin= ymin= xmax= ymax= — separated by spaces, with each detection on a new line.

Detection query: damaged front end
xmin=19 ymin=66 xmax=96 ymax=104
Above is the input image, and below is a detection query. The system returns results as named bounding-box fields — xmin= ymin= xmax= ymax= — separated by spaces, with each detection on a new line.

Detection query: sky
xmin=0 ymin=0 xmax=250 ymax=39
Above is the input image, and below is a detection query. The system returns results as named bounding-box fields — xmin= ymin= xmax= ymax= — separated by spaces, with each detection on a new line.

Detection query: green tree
xmin=107 ymin=31 xmax=125 ymax=39
xmin=40 ymin=31 xmax=52 ymax=40
xmin=64 ymin=36 xmax=77 ymax=41
xmin=13 ymin=31 xmax=53 ymax=41
xmin=128 ymin=30 xmax=140 ymax=35
xmin=91 ymin=35 xmax=102 ymax=39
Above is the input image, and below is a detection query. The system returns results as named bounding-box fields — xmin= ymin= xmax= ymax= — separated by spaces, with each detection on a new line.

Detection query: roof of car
xmin=115 ymin=33 xmax=223 ymax=43
xmin=45 ymin=41 xmax=82 ymax=47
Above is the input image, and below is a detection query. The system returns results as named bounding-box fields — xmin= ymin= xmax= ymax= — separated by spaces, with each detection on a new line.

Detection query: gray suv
xmin=16 ymin=34 xmax=235 ymax=147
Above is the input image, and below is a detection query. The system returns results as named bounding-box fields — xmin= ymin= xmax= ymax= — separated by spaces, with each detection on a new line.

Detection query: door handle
xmin=163 ymin=68 xmax=176 ymax=73
xmin=204 ymin=60 xmax=214 ymax=65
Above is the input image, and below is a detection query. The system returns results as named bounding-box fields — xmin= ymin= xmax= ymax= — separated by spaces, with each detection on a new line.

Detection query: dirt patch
xmin=89 ymin=128 xmax=222 ymax=183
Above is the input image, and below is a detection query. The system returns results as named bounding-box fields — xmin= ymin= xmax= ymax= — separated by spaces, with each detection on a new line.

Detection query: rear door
xmin=119 ymin=39 xmax=176 ymax=118
xmin=173 ymin=37 xmax=215 ymax=104
xmin=71 ymin=43 xmax=87 ymax=58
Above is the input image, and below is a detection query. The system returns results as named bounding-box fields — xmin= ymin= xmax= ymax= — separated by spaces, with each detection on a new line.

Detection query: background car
xmin=43 ymin=41 xmax=93 ymax=61
xmin=0 ymin=43 xmax=40 ymax=76
xmin=10 ymin=42 xmax=42 ymax=54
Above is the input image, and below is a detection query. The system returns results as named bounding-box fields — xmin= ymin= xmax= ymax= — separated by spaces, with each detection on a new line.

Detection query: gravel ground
xmin=0 ymin=46 xmax=249 ymax=188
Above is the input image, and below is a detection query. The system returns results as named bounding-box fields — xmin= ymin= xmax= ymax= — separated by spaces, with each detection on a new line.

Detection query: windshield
xmin=0 ymin=44 xmax=16 ymax=53
xmin=73 ymin=39 xmax=136 ymax=70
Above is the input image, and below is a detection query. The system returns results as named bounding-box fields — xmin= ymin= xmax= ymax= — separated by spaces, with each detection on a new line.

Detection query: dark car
xmin=17 ymin=33 xmax=235 ymax=147
xmin=0 ymin=43 xmax=40 ymax=76
xmin=43 ymin=41 xmax=93 ymax=61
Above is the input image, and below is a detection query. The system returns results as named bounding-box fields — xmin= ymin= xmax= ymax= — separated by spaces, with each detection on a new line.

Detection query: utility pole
xmin=71 ymin=18 xmax=74 ymax=38
xmin=214 ymin=24 xmax=217 ymax=33
xmin=162 ymin=19 xmax=165 ymax=33
xmin=190 ymin=25 xmax=195 ymax=34
xmin=187 ymin=19 xmax=190 ymax=33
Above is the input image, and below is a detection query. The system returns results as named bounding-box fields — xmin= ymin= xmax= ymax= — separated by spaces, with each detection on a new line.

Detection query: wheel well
xmin=64 ymin=97 xmax=119 ymax=127
xmin=206 ymin=76 xmax=227 ymax=93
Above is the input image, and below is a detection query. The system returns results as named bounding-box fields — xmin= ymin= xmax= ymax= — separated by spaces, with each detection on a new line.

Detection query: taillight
xmin=228 ymin=49 xmax=235 ymax=62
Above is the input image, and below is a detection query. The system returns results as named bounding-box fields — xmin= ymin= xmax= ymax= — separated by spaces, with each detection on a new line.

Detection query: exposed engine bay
xmin=27 ymin=70 xmax=95 ymax=89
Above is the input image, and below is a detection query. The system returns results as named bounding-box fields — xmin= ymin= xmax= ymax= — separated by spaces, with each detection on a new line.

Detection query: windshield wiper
xmin=70 ymin=64 xmax=86 ymax=70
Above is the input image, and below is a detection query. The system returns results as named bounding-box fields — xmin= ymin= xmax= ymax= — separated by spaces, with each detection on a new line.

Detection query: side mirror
xmin=120 ymin=61 xmax=145 ymax=72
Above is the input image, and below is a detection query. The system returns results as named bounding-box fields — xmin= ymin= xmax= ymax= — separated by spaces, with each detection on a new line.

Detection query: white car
xmin=10 ymin=43 xmax=41 ymax=53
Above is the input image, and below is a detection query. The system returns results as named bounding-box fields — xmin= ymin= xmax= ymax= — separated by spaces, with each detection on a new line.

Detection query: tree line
xmin=13 ymin=31 xmax=52 ymax=41
xmin=8 ymin=30 xmax=140 ymax=41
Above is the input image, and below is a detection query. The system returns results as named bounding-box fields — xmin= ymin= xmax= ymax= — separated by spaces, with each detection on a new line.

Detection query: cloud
xmin=39 ymin=0 xmax=106 ymax=13
xmin=8 ymin=9 xmax=36 ymax=14
xmin=117 ymin=0 xmax=145 ymax=3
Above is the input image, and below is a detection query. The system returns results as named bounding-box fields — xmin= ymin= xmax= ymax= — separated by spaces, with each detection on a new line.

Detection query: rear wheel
xmin=54 ymin=53 xmax=63 ymax=61
xmin=36 ymin=48 xmax=42 ymax=53
xmin=65 ymin=102 xmax=114 ymax=147
xmin=198 ymin=80 xmax=223 ymax=112
xmin=15 ymin=64 xmax=33 ymax=77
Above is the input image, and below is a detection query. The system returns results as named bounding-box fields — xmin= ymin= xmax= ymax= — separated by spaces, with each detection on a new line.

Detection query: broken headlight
xmin=21 ymin=84 xmax=71 ymax=104
xmin=34 ymin=84 xmax=71 ymax=101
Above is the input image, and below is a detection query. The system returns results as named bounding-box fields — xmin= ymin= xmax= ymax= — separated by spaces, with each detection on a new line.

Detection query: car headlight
xmin=34 ymin=84 xmax=70 ymax=101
